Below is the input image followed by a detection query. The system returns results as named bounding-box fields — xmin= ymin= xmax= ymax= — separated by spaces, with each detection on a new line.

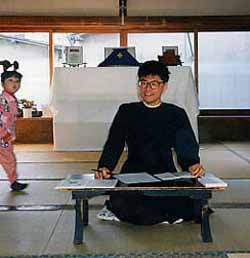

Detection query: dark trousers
xmin=107 ymin=193 xmax=196 ymax=225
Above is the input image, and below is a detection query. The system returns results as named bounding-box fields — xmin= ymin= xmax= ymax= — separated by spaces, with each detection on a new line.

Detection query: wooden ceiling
xmin=0 ymin=0 xmax=250 ymax=17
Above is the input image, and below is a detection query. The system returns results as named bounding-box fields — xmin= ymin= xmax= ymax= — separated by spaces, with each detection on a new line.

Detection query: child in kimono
xmin=0 ymin=69 xmax=28 ymax=191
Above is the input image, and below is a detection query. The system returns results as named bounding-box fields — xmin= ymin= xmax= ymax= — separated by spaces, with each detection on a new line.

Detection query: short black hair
xmin=138 ymin=60 xmax=170 ymax=82
xmin=1 ymin=71 xmax=23 ymax=83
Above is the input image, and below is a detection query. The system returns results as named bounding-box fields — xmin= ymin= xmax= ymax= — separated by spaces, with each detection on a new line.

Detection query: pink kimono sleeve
xmin=0 ymin=95 xmax=12 ymax=139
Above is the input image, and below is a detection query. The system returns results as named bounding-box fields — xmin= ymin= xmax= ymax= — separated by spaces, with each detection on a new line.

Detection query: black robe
xmin=98 ymin=102 xmax=200 ymax=225
xmin=99 ymin=101 xmax=199 ymax=173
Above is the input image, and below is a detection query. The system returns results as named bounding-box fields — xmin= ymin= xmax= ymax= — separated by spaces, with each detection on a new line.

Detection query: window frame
xmin=0 ymin=15 xmax=250 ymax=113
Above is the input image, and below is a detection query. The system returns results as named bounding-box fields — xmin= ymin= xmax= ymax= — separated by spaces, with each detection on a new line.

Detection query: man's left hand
xmin=188 ymin=163 xmax=205 ymax=177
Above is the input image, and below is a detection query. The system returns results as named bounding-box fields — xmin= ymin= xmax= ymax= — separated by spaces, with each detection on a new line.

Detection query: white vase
xmin=23 ymin=108 xmax=32 ymax=118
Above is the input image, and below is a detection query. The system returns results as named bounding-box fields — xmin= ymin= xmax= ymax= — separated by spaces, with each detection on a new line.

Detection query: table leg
xmin=74 ymin=199 xmax=84 ymax=245
xmin=201 ymin=203 xmax=213 ymax=242
xmin=83 ymin=199 xmax=89 ymax=225
xmin=194 ymin=199 xmax=202 ymax=224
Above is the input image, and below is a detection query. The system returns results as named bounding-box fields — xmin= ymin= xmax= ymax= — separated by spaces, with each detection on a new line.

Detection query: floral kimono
xmin=0 ymin=90 xmax=18 ymax=183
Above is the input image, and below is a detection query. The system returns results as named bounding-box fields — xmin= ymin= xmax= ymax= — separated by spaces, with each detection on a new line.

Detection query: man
xmin=95 ymin=60 xmax=204 ymax=225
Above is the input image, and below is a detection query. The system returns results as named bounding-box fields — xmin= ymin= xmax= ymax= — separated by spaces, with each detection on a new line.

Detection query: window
xmin=53 ymin=33 xmax=120 ymax=67
xmin=199 ymin=32 xmax=250 ymax=109
xmin=128 ymin=32 xmax=194 ymax=71
xmin=0 ymin=33 xmax=49 ymax=107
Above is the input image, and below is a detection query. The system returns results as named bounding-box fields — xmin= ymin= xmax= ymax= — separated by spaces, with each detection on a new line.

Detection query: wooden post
xmin=49 ymin=30 xmax=53 ymax=86
xmin=194 ymin=30 xmax=199 ymax=93
xmin=120 ymin=30 xmax=128 ymax=47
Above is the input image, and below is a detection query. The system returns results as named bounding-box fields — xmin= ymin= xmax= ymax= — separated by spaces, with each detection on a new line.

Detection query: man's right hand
xmin=95 ymin=167 xmax=112 ymax=179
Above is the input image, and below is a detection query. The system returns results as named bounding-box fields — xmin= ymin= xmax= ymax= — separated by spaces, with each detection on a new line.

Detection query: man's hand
xmin=94 ymin=167 xmax=112 ymax=179
xmin=188 ymin=163 xmax=205 ymax=177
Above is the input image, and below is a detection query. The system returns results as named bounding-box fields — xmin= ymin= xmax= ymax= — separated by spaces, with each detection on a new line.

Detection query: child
xmin=0 ymin=63 xmax=28 ymax=191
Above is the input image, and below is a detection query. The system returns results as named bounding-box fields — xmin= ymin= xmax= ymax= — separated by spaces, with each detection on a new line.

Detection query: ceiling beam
xmin=0 ymin=16 xmax=250 ymax=32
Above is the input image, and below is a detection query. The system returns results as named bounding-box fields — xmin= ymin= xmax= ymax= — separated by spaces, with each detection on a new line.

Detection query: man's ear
xmin=162 ymin=82 xmax=168 ymax=93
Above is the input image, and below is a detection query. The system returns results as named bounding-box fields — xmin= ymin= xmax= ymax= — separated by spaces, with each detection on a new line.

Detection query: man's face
xmin=2 ymin=76 xmax=21 ymax=94
xmin=138 ymin=74 xmax=167 ymax=106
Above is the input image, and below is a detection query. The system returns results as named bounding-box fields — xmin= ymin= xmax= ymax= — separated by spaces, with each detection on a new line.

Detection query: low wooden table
xmin=61 ymin=184 xmax=224 ymax=245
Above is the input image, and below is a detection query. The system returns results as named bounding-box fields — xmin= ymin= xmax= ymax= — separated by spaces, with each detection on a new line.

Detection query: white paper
xmin=198 ymin=172 xmax=228 ymax=188
xmin=55 ymin=173 xmax=117 ymax=190
xmin=114 ymin=172 xmax=161 ymax=184
xmin=155 ymin=172 xmax=196 ymax=181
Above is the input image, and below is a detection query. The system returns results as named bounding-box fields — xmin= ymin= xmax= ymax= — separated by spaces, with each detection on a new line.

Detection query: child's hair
xmin=138 ymin=60 xmax=170 ymax=82
xmin=0 ymin=60 xmax=22 ymax=83
xmin=1 ymin=71 xmax=23 ymax=83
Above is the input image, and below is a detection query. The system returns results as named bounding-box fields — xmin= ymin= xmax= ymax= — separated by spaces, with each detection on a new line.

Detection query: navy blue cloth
xmin=98 ymin=48 xmax=140 ymax=67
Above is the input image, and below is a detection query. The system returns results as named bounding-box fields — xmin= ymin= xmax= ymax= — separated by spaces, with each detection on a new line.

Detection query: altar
xmin=50 ymin=66 xmax=199 ymax=151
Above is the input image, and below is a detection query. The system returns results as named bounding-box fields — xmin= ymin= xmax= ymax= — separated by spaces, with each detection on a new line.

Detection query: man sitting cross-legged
xmin=95 ymin=60 xmax=204 ymax=225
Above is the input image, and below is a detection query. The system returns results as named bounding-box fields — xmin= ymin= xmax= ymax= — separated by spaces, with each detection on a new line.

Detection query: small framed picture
xmin=162 ymin=46 xmax=178 ymax=55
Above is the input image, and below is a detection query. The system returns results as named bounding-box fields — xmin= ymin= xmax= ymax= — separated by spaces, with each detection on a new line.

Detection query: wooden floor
xmin=0 ymin=142 xmax=250 ymax=256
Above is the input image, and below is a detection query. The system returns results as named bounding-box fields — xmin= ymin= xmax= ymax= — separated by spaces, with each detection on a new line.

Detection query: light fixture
xmin=119 ymin=0 xmax=127 ymax=25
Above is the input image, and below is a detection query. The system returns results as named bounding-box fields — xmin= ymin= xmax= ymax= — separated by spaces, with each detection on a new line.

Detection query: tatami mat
xmin=14 ymin=144 xmax=54 ymax=152
xmin=223 ymin=142 xmax=250 ymax=151
xmin=15 ymin=151 xmax=102 ymax=163
xmin=0 ymin=210 xmax=63 ymax=256
xmin=1 ymin=179 xmax=249 ymax=208
xmin=0 ymin=142 xmax=249 ymax=256
xmin=0 ymin=163 xmax=96 ymax=179
xmin=200 ymin=143 xmax=229 ymax=151
xmin=200 ymin=150 xmax=250 ymax=179
xmin=1 ymin=208 xmax=250 ymax=256
xmin=227 ymin=254 xmax=250 ymax=258
xmin=0 ymin=163 xmax=125 ymax=180
xmin=212 ymin=179 xmax=250 ymax=204
xmin=10 ymin=143 xmax=250 ymax=180
xmin=0 ymin=181 xmax=70 ymax=205
xmin=46 ymin=208 xmax=250 ymax=254
xmin=233 ymin=150 xmax=250 ymax=163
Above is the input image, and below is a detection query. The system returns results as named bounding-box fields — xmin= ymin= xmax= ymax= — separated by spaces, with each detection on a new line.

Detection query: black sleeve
xmin=174 ymin=108 xmax=200 ymax=171
xmin=98 ymin=105 xmax=126 ymax=171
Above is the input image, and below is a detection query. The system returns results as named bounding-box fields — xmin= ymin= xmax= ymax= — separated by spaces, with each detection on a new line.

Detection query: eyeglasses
xmin=138 ymin=80 xmax=164 ymax=90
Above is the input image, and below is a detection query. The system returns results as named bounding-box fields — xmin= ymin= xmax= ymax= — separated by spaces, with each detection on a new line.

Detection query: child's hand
xmin=2 ymin=132 xmax=12 ymax=142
